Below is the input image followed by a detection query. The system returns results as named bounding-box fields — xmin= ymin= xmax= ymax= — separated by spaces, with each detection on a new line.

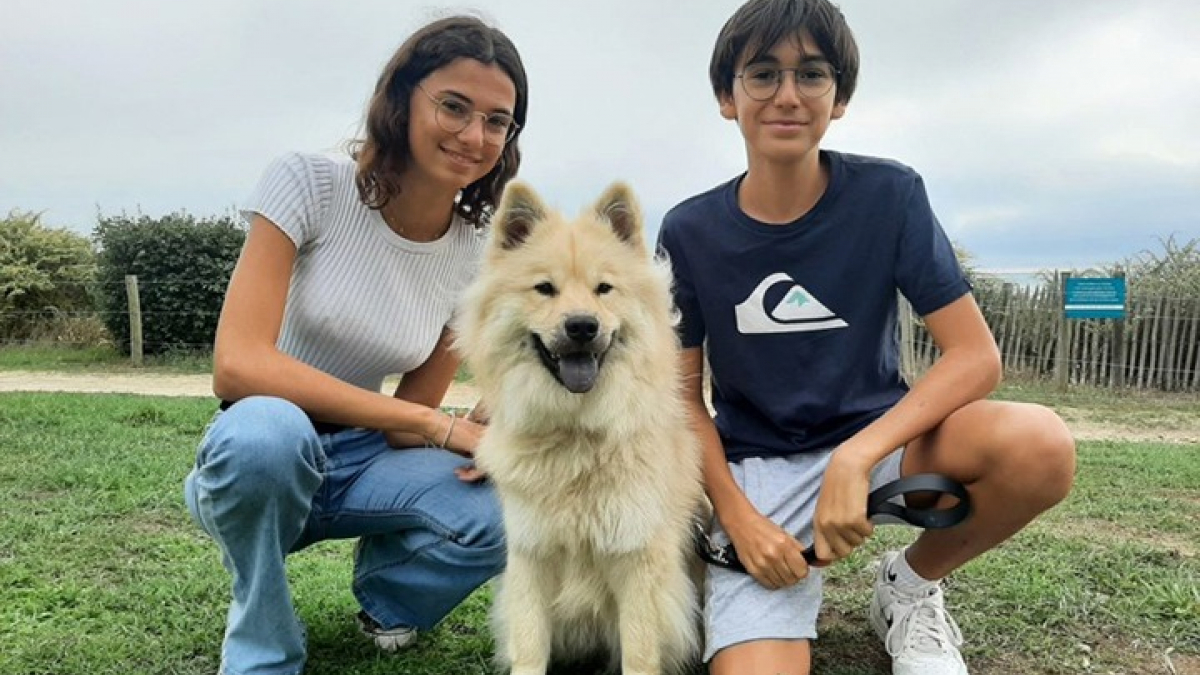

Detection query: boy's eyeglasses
xmin=417 ymin=84 xmax=520 ymax=145
xmin=735 ymin=63 xmax=838 ymax=101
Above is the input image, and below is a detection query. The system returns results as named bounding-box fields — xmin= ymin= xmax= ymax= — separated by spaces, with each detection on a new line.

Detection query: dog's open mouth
xmin=532 ymin=334 xmax=609 ymax=394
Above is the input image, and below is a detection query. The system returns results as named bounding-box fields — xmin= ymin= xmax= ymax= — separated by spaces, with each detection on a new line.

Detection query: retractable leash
xmin=694 ymin=473 xmax=971 ymax=574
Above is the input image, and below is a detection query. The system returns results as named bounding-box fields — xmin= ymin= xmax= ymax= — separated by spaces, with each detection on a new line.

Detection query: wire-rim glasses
xmin=417 ymin=83 xmax=520 ymax=145
xmin=735 ymin=62 xmax=839 ymax=101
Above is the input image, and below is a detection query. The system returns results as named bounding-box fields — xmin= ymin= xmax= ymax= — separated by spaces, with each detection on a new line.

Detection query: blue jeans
xmin=183 ymin=396 xmax=505 ymax=675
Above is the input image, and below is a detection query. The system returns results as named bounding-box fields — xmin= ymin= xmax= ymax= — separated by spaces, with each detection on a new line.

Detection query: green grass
xmin=0 ymin=344 xmax=213 ymax=374
xmin=1 ymin=391 xmax=1197 ymax=674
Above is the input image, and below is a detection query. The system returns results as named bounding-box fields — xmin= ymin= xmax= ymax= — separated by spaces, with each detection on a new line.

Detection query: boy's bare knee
xmin=1040 ymin=415 xmax=1076 ymax=505
xmin=1007 ymin=404 xmax=1076 ymax=507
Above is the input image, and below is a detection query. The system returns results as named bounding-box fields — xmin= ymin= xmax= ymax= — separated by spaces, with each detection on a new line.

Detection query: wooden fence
xmin=904 ymin=282 xmax=1200 ymax=391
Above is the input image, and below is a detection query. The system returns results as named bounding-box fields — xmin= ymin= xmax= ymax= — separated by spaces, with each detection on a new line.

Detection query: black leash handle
xmin=694 ymin=473 xmax=971 ymax=574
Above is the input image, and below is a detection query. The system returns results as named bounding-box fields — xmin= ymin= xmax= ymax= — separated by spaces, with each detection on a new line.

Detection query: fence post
xmin=1112 ymin=270 xmax=1126 ymax=388
xmin=898 ymin=294 xmax=917 ymax=384
xmin=125 ymin=274 xmax=143 ymax=367
xmin=1055 ymin=271 xmax=1071 ymax=391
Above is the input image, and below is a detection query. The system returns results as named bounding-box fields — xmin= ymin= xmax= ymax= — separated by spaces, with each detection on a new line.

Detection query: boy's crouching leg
xmin=874 ymin=401 xmax=1075 ymax=675
xmin=904 ymin=399 xmax=1076 ymax=580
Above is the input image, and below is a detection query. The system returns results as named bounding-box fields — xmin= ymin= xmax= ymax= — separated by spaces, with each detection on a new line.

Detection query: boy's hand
xmin=722 ymin=507 xmax=811 ymax=590
xmin=812 ymin=448 xmax=875 ymax=563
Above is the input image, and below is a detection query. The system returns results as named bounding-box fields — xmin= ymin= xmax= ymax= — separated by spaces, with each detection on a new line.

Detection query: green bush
xmin=94 ymin=212 xmax=244 ymax=355
xmin=0 ymin=211 xmax=99 ymax=341
xmin=1121 ymin=235 xmax=1200 ymax=299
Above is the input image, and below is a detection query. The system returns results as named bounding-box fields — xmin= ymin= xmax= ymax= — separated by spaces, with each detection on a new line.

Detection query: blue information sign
xmin=1064 ymin=277 xmax=1126 ymax=319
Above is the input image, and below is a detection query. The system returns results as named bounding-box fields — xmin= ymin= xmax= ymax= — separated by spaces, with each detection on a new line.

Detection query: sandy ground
xmin=1 ymin=370 xmax=1197 ymax=444
xmin=0 ymin=370 xmax=481 ymax=410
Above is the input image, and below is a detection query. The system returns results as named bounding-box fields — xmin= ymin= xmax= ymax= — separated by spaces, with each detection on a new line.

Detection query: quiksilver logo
xmin=734 ymin=272 xmax=848 ymax=334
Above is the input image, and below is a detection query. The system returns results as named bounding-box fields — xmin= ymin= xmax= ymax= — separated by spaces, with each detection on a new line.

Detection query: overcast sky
xmin=3 ymin=0 xmax=1198 ymax=271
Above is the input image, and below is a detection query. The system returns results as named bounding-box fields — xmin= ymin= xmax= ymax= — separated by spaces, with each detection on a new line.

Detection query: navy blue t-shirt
xmin=657 ymin=150 xmax=970 ymax=461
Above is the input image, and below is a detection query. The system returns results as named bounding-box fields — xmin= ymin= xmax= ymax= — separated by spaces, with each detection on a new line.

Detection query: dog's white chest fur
xmin=483 ymin=432 xmax=671 ymax=556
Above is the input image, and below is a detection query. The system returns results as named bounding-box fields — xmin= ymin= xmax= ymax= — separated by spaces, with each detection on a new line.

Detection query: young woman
xmin=183 ymin=16 xmax=528 ymax=675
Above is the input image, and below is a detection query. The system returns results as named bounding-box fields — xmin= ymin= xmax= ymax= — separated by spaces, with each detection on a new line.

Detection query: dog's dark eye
xmin=595 ymin=282 xmax=613 ymax=295
xmin=534 ymin=282 xmax=557 ymax=296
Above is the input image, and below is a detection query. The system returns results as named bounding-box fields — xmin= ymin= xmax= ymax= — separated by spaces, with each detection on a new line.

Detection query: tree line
xmin=3 ymin=210 xmax=1198 ymax=390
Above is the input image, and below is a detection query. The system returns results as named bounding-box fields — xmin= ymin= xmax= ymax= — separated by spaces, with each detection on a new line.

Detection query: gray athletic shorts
xmin=702 ymin=447 xmax=906 ymax=662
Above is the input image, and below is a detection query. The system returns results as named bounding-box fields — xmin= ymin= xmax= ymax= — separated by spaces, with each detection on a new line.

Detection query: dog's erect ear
xmin=592 ymin=182 xmax=643 ymax=247
xmin=493 ymin=182 xmax=547 ymax=250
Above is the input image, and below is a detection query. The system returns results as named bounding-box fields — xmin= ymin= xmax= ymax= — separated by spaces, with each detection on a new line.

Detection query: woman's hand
xmin=453 ymin=461 xmax=487 ymax=483
xmin=428 ymin=410 xmax=490 ymax=483
xmin=466 ymin=401 xmax=490 ymax=425
xmin=428 ymin=410 xmax=485 ymax=457
xmin=455 ymin=404 xmax=490 ymax=482
xmin=382 ymin=408 xmax=483 ymax=454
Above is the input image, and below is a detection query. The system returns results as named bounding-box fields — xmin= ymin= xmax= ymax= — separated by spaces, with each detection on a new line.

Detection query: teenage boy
xmin=656 ymin=1 xmax=1076 ymax=674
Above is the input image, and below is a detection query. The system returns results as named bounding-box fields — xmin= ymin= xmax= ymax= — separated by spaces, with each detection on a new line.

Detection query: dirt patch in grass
xmin=1166 ymin=491 xmax=1200 ymax=509
xmin=813 ymin=608 xmax=892 ymax=672
xmin=0 ymin=370 xmax=483 ymax=409
xmin=1082 ymin=639 xmax=1200 ymax=675
xmin=1067 ymin=418 xmax=1200 ymax=444
xmin=128 ymin=511 xmax=190 ymax=537
xmin=962 ymin=636 xmax=1198 ymax=675
xmin=1169 ymin=652 xmax=1200 ymax=675
xmin=1048 ymin=516 xmax=1198 ymax=559
xmin=1055 ymin=403 xmax=1200 ymax=444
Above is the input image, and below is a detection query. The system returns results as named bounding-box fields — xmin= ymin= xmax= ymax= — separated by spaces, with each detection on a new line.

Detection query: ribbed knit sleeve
xmin=241 ymin=152 xmax=334 ymax=248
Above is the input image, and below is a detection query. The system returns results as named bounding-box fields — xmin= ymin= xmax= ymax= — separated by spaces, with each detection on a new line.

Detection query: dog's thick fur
xmin=455 ymin=182 xmax=705 ymax=675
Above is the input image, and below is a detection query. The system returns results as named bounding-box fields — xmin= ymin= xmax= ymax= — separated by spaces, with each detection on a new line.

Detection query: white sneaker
xmin=356 ymin=610 xmax=418 ymax=652
xmin=869 ymin=551 xmax=968 ymax=675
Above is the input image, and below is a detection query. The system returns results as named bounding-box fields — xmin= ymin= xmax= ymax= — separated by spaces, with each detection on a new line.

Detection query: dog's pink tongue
xmin=559 ymin=354 xmax=598 ymax=394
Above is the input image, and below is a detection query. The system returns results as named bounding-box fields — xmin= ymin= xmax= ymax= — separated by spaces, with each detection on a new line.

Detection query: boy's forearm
xmin=839 ymin=345 xmax=1000 ymax=465
xmin=689 ymin=403 xmax=754 ymax=523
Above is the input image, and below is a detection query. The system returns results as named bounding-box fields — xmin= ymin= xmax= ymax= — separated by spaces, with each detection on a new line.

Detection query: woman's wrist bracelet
xmin=439 ymin=411 xmax=457 ymax=448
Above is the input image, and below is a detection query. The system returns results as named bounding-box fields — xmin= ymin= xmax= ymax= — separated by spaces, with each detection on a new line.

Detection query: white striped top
xmin=242 ymin=152 xmax=486 ymax=392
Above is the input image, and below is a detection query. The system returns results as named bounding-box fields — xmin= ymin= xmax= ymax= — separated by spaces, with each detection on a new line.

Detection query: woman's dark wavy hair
xmin=350 ymin=16 xmax=528 ymax=228
xmin=710 ymin=0 xmax=859 ymax=107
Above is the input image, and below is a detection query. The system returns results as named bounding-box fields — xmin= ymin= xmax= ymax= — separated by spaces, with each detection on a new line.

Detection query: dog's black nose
xmin=564 ymin=315 xmax=599 ymax=344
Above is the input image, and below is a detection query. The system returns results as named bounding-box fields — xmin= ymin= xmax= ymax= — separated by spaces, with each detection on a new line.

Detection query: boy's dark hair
xmin=350 ymin=15 xmax=529 ymax=228
xmin=709 ymin=0 xmax=859 ymax=106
